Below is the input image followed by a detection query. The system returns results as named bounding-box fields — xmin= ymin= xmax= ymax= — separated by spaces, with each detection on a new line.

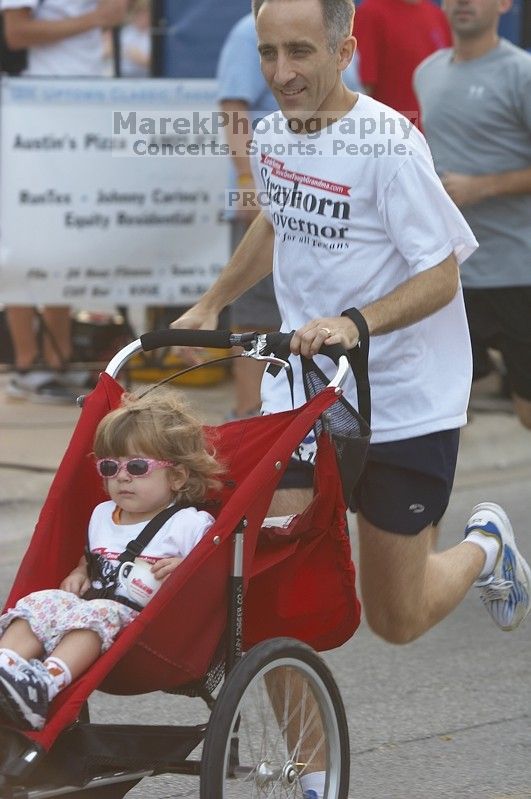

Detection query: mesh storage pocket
xmin=302 ymin=358 xmax=371 ymax=504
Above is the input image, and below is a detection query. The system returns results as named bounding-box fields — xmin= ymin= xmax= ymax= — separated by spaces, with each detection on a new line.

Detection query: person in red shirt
xmin=355 ymin=0 xmax=451 ymax=124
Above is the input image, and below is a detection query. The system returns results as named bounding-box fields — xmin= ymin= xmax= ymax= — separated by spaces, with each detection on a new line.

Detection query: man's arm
xmin=3 ymin=0 xmax=127 ymax=50
xmin=291 ymin=252 xmax=459 ymax=357
xmin=442 ymin=167 xmax=531 ymax=208
xmin=171 ymin=212 xmax=274 ymax=330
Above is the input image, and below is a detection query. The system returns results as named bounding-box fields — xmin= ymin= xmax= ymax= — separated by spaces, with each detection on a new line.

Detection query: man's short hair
xmin=251 ymin=0 xmax=355 ymax=52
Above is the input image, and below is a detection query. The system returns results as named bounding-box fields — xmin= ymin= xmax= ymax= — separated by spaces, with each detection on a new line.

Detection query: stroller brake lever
xmin=241 ymin=333 xmax=290 ymax=371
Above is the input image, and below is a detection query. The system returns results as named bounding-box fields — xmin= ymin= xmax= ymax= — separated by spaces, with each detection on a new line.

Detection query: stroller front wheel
xmin=200 ymin=637 xmax=350 ymax=798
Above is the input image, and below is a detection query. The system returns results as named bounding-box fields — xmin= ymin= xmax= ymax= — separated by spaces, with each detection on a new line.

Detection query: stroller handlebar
xmin=104 ymin=330 xmax=351 ymax=389
xmin=140 ymin=328 xmax=235 ymax=351
xmin=139 ymin=328 xmax=346 ymax=363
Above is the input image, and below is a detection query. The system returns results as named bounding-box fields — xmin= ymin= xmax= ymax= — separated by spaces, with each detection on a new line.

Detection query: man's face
xmin=443 ymin=0 xmax=511 ymax=37
xmin=256 ymin=0 xmax=354 ymax=126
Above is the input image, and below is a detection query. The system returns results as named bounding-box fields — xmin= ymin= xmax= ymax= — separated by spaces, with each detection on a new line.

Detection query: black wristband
xmin=341 ymin=307 xmax=371 ymax=427
xmin=341 ymin=307 xmax=369 ymax=346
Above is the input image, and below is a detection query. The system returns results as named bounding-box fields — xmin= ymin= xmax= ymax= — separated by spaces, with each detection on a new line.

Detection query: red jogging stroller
xmin=0 ymin=328 xmax=371 ymax=799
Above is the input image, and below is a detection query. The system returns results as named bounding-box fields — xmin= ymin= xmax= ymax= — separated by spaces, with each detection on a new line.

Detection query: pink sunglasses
xmin=95 ymin=458 xmax=174 ymax=478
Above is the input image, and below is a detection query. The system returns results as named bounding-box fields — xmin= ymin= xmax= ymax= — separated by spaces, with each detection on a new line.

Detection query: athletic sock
xmin=43 ymin=656 xmax=72 ymax=700
xmin=300 ymin=770 xmax=326 ymax=798
xmin=0 ymin=648 xmax=28 ymax=672
xmin=463 ymin=530 xmax=502 ymax=579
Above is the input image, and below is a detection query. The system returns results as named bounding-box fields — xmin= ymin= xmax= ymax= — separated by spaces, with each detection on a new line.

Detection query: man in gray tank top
xmin=414 ymin=0 xmax=531 ymax=431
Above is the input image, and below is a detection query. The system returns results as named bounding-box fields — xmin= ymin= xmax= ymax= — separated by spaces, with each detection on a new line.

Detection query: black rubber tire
xmin=200 ymin=637 xmax=350 ymax=798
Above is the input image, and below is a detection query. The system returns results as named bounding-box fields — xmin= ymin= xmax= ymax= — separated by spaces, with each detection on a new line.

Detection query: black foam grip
xmin=263 ymin=333 xmax=346 ymax=365
xmin=140 ymin=329 xmax=233 ymax=352
xmin=317 ymin=342 xmax=346 ymax=364
xmin=262 ymin=332 xmax=293 ymax=359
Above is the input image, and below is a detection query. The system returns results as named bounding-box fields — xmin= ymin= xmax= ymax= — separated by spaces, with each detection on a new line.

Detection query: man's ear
xmin=339 ymin=35 xmax=357 ymax=71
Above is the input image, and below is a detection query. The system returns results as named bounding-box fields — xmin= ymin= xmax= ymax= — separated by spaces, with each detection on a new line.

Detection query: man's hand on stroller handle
xmin=291 ymin=316 xmax=360 ymax=358
xmin=61 ymin=557 xmax=91 ymax=596
xmin=169 ymin=306 xmax=220 ymax=366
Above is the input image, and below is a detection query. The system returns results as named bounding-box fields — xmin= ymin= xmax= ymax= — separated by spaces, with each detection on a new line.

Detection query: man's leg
xmin=349 ymin=428 xmax=531 ymax=642
xmin=265 ymin=669 xmax=327 ymax=777
xmin=267 ymin=488 xmax=313 ymax=516
xmin=269 ymin=464 xmax=488 ymax=644
xmin=265 ymin=478 xmax=323 ymax=797
xmin=356 ymin=514 xmax=485 ymax=644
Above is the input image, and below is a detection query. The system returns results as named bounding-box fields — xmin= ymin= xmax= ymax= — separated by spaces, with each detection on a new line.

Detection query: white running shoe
xmin=465 ymin=502 xmax=531 ymax=631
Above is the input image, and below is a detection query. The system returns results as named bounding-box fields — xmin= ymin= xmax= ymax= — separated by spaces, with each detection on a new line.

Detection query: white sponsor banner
xmin=0 ymin=77 xmax=230 ymax=306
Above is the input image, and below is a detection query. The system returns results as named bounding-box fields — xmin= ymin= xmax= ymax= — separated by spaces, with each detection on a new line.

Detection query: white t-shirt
xmin=89 ymin=501 xmax=214 ymax=564
xmin=251 ymin=94 xmax=477 ymax=444
xmin=88 ymin=501 xmax=214 ymax=602
xmin=1 ymin=0 xmax=104 ymax=76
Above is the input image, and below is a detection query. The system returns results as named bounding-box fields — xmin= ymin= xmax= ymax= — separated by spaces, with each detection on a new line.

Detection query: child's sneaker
xmin=465 ymin=502 xmax=531 ymax=631
xmin=0 ymin=659 xmax=51 ymax=730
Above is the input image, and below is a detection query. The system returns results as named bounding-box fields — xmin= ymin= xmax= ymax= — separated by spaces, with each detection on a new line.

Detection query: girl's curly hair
xmin=93 ymin=387 xmax=223 ymax=504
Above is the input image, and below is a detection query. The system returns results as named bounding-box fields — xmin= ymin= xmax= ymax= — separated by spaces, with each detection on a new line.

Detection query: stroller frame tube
xmin=226 ymin=518 xmax=246 ymax=676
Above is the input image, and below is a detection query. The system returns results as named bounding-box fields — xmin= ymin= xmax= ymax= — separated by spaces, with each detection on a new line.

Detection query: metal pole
xmin=225 ymin=518 xmax=246 ymax=675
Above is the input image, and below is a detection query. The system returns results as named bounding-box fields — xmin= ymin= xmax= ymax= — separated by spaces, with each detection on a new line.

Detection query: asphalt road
xmin=1 ymin=374 xmax=530 ymax=798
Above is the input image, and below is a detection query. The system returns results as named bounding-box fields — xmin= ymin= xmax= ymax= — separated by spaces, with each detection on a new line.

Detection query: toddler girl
xmin=0 ymin=388 xmax=221 ymax=730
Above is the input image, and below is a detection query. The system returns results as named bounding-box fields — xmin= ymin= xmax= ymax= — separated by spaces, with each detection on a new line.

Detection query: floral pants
xmin=0 ymin=590 xmax=138 ymax=655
